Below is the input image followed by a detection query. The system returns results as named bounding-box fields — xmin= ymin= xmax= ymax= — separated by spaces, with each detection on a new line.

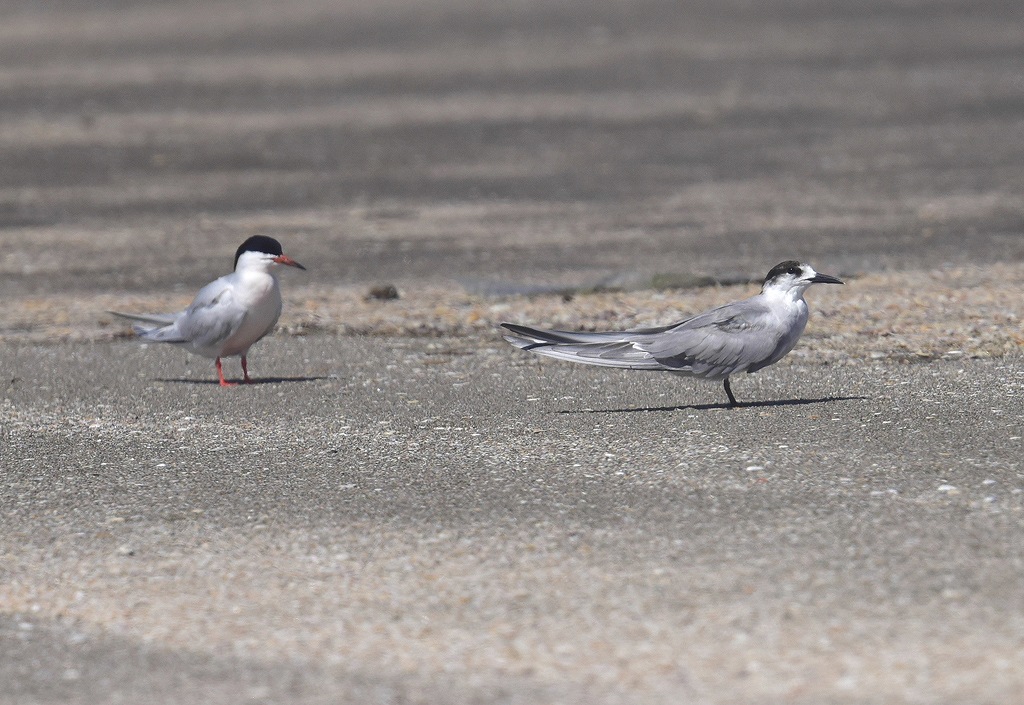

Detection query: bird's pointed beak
xmin=274 ymin=254 xmax=306 ymax=270
xmin=809 ymin=272 xmax=843 ymax=285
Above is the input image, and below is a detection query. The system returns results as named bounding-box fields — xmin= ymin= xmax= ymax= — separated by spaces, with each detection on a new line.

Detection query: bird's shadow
xmin=155 ymin=376 xmax=331 ymax=386
xmin=556 ymin=395 xmax=868 ymax=414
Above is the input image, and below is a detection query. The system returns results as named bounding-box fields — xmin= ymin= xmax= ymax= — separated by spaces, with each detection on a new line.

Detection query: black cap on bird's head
xmin=235 ymin=235 xmax=283 ymax=268
xmin=762 ymin=260 xmax=843 ymax=289
xmin=233 ymin=235 xmax=305 ymax=271
xmin=764 ymin=260 xmax=804 ymax=283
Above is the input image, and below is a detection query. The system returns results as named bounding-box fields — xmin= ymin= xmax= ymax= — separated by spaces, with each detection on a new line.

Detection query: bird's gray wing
xmin=502 ymin=323 xmax=642 ymax=346
xmin=167 ymin=276 xmax=248 ymax=348
xmin=502 ymin=322 xmax=682 ymax=370
xmin=114 ymin=276 xmax=245 ymax=349
xmin=633 ymin=299 xmax=784 ymax=375
xmin=502 ymin=296 xmax=786 ymax=375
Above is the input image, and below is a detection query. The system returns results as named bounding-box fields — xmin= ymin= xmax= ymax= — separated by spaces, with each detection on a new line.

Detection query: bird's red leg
xmin=241 ymin=356 xmax=253 ymax=384
xmin=216 ymin=357 xmax=237 ymax=387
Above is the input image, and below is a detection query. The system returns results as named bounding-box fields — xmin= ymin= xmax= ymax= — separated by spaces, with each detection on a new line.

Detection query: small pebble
xmin=366 ymin=284 xmax=400 ymax=301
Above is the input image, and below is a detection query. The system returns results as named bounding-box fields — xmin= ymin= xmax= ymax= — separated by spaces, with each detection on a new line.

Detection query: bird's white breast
xmin=764 ymin=294 xmax=809 ymax=365
xmin=220 ymin=271 xmax=282 ymax=356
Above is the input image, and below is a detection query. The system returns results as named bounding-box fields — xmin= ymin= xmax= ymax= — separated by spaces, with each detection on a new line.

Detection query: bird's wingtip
xmin=501 ymin=332 xmax=529 ymax=348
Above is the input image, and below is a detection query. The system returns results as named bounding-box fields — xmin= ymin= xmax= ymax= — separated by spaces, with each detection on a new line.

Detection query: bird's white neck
xmin=761 ymin=282 xmax=809 ymax=306
xmin=234 ymin=251 xmax=278 ymax=277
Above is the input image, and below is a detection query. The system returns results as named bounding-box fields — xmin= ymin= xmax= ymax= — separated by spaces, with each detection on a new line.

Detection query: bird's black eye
xmin=787 ymin=265 xmax=801 ymax=275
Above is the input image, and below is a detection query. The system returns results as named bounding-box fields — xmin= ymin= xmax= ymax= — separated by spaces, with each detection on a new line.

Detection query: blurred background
xmin=1 ymin=0 xmax=1023 ymax=296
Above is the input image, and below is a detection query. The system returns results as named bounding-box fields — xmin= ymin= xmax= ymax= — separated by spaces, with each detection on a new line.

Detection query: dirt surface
xmin=3 ymin=1 xmax=1024 ymax=704
xmin=3 ymin=338 xmax=1024 ymax=705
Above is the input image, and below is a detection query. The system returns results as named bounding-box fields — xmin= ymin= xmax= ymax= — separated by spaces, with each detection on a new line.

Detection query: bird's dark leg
xmin=723 ymin=378 xmax=740 ymax=407
xmin=216 ymin=357 xmax=237 ymax=387
xmin=241 ymin=356 xmax=253 ymax=384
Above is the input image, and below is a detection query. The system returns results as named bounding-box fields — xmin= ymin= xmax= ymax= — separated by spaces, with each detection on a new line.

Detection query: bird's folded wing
xmin=501 ymin=323 xmax=638 ymax=346
xmin=502 ymin=297 xmax=786 ymax=374
xmin=633 ymin=300 xmax=782 ymax=372
xmin=174 ymin=280 xmax=247 ymax=348
xmin=501 ymin=322 xmax=663 ymax=368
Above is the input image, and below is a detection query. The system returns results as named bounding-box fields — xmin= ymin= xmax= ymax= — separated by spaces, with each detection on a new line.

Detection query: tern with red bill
xmin=502 ymin=261 xmax=843 ymax=407
xmin=110 ymin=235 xmax=306 ymax=386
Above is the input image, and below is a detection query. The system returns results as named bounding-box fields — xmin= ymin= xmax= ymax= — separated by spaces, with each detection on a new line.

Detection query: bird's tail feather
xmin=133 ymin=326 xmax=189 ymax=343
xmin=108 ymin=310 xmax=179 ymax=327
xmin=501 ymin=323 xmax=663 ymax=369
xmin=108 ymin=310 xmax=188 ymax=343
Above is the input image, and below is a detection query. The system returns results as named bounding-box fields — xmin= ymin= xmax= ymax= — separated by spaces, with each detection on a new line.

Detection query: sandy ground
xmin=3 ymin=0 xmax=1024 ymax=703
xmin=4 ymin=262 xmax=1024 ymax=364
xmin=3 ymin=337 xmax=1024 ymax=705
